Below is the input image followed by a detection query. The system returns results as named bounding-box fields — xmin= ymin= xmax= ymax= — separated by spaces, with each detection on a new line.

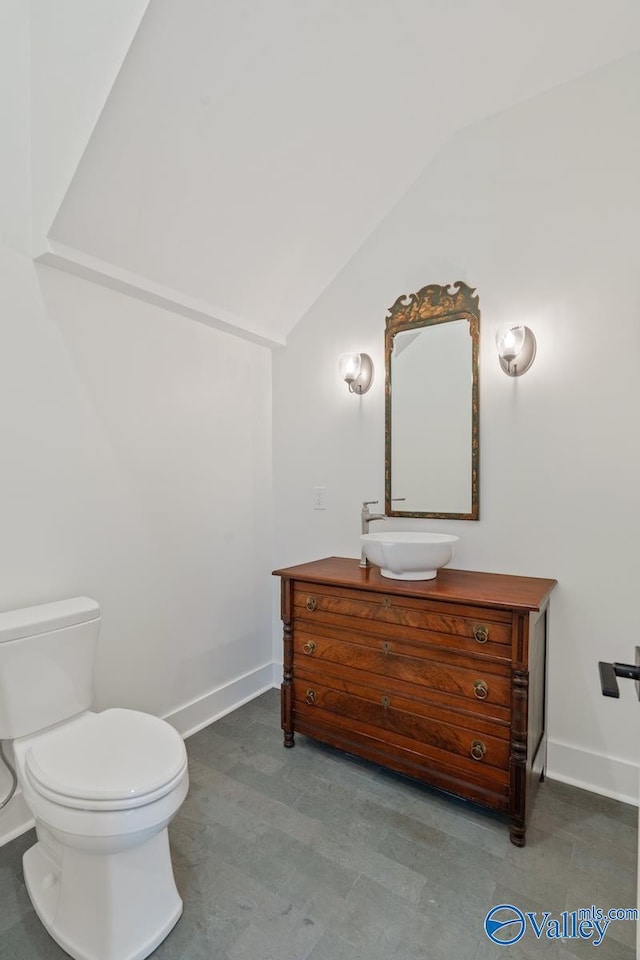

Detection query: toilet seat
xmin=25 ymin=708 xmax=187 ymax=812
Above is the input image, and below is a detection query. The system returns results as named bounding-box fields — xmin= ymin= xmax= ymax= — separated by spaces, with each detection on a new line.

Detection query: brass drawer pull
xmin=381 ymin=695 xmax=390 ymax=707
xmin=382 ymin=641 xmax=392 ymax=655
xmin=382 ymin=597 xmax=392 ymax=609
xmin=473 ymin=624 xmax=489 ymax=643
xmin=470 ymin=739 xmax=486 ymax=761
xmin=306 ymin=596 xmax=317 ymax=612
xmin=302 ymin=640 xmax=317 ymax=655
xmin=305 ymin=689 xmax=316 ymax=705
xmin=473 ymin=680 xmax=488 ymax=700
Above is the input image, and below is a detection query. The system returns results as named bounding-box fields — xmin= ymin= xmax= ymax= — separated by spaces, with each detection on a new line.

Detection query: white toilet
xmin=0 ymin=597 xmax=189 ymax=960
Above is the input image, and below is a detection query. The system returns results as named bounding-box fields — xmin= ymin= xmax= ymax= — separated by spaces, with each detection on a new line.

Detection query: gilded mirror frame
xmin=384 ymin=281 xmax=480 ymax=520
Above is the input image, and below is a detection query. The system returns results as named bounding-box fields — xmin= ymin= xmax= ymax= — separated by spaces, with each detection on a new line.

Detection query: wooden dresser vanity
xmin=273 ymin=557 xmax=556 ymax=846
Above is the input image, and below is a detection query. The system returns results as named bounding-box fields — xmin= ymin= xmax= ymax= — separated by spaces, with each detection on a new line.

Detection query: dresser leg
xmin=280 ymin=599 xmax=295 ymax=747
xmin=281 ymin=679 xmax=294 ymax=748
xmin=509 ymin=820 xmax=526 ymax=847
xmin=509 ymin=666 xmax=529 ymax=848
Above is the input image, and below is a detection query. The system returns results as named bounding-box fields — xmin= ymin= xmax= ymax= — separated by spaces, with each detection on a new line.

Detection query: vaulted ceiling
xmin=35 ymin=0 xmax=640 ymax=345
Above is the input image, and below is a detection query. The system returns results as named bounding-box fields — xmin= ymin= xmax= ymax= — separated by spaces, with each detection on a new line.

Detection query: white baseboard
xmin=165 ymin=661 xmax=276 ymax=739
xmin=547 ymin=738 xmax=639 ymax=806
xmin=0 ymin=789 xmax=34 ymax=846
xmin=0 ymin=661 xmax=278 ymax=846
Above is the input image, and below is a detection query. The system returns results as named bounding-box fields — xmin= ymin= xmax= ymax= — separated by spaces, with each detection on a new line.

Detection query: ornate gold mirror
xmin=385 ymin=281 xmax=479 ymax=519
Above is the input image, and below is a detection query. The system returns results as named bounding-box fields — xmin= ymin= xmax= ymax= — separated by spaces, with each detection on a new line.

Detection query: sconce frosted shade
xmin=496 ymin=324 xmax=536 ymax=377
xmin=496 ymin=325 xmax=525 ymax=363
xmin=338 ymin=352 xmax=374 ymax=394
xmin=339 ymin=352 xmax=361 ymax=383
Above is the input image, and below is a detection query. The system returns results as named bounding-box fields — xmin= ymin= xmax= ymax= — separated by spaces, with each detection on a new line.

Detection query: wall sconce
xmin=496 ymin=324 xmax=536 ymax=377
xmin=338 ymin=352 xmax=374 ymax=394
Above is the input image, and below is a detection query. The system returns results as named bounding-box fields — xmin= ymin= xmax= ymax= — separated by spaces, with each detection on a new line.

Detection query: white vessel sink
xmin=360 ymin=531 xmax=459 ymax=581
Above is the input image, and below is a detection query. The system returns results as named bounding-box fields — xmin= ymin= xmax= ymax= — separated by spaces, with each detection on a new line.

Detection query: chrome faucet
xmin=360 ymin=500 xmax=386 ymax=567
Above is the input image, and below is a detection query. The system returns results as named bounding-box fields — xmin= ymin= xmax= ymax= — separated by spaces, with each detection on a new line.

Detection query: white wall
xmin=2 ymin=260 xmax=273 ymax=710
xmin=30 ymin=0 xmax=150 ymax=248
xmin=273 ymin=53 xmax=640 ymax=803
xmin=0 ymin=0 xmax=29 ymax=256
xmin=0 ymin=3 xmax=273 ymax=843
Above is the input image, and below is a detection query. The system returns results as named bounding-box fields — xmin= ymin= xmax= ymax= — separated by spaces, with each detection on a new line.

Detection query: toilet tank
xmin=0 ymin=597 xmax=100 ymax=739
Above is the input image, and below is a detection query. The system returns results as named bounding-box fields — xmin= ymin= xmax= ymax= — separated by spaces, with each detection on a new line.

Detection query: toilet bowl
xmin=0 ymin=598 xmax=189 ymax=960
xmin=14 ymin=708 xmax=189 ymax=960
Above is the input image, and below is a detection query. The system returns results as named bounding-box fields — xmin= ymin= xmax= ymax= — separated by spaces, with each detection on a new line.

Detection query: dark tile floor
xmin=0 ymin=689 xmax=636 ymax=959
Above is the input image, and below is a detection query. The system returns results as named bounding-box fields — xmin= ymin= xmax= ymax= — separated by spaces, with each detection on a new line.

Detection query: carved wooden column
xmin=509 ymin=668 xmax=529 ymax=846
xmin=280 ymin=577 xmax=294 ymax=747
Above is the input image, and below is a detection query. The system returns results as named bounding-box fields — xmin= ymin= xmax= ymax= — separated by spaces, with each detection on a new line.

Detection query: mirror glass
xmin=385 ymin=282 xmax=479 ymax=519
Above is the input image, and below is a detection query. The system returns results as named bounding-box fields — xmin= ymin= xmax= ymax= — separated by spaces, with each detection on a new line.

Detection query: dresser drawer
xmin=293 ymin=582 xmax=512 ymax=656
xmin=292 ymin=679 xmax=510 ymax=778
xmin=294 ymin=629 xmax=511 ymax=720
xmin=295 ymin=661 xmax=510 ymax=735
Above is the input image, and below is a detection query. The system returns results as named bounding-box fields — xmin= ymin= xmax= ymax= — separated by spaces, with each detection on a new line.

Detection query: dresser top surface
xmin=272 ymin=557 xmax=556 ymax=612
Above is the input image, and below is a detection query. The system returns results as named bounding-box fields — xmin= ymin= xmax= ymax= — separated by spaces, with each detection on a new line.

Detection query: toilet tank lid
xmin=0 ymin=597 xmax=100 ymax=644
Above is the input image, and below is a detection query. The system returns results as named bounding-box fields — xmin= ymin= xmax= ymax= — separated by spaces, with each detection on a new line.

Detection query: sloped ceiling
xmin=40 ymin=0 xmax=640 ymax=345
